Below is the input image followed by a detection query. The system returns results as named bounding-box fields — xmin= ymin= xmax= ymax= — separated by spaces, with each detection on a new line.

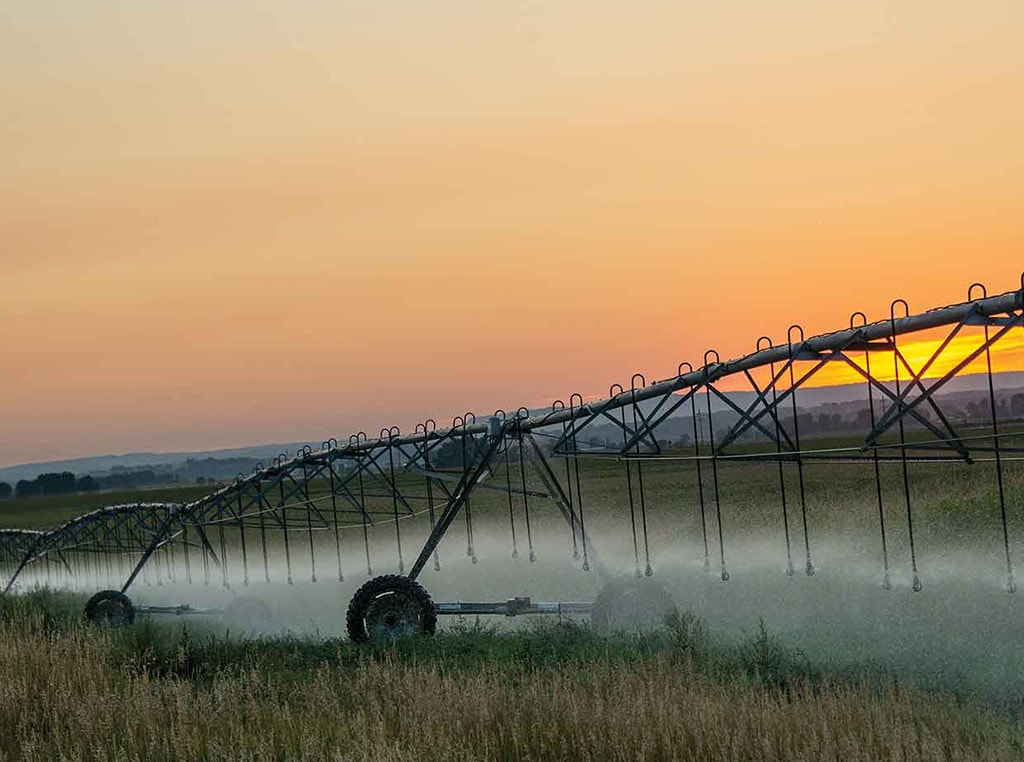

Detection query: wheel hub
xmin=364 ymin=591 xmax=422 ymax=641
xmin=94 ymin=600 xmax=129 ymax=625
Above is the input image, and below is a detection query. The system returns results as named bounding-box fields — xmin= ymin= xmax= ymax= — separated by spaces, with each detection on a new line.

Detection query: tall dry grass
xmin=0 ymin=600 xmax=1020 ymax=761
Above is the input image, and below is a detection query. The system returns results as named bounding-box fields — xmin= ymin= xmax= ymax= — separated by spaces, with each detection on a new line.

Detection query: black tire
xmin=590 ymin=578 xmax=677 ymax=634
xmin=346 ymin=575 xmax=437 ymax=644
xmin=223 ymin=595 xmax=274 ymax=632
xmin=84 ymin=590 xmax=135 ymax=627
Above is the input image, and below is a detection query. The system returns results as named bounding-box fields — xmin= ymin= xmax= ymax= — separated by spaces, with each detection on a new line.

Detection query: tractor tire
xmin=590 ymin=578 xmax=677 ymax=634
xmin=84 ymin=590 xmax=135 ymax=627
xmin=346 ymin=575 xmax=437 ymax=644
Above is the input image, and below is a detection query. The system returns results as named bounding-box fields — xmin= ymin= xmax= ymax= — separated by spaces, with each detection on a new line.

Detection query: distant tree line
xmin=9 ymin=472 xmax=97 ymax=498
xmin=7 ymin=469 xmax=175 ymax=499
xmin=178 ymin=457 xmax=261 ymax=481
xmin=92 ymin=469 xmax=170 ymax=491
xmin=0 ymin=457 xmax=269 ymax=501
xmin=426 ymin=437 xmax=493 ymax=469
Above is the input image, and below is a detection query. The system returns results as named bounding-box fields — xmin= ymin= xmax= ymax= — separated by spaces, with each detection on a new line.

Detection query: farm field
xmin=0 ymin=590 xmax=1021 ymax=761
xmin=3 ymin=436 xmax=1024 ymax=760
xmin=0 ymin=485 xmax=213 ymax=530
xmin=6 ymin=427 xmax=1021 ymax=533
xmin=6 ymin=435 xmax=1024 ymax=623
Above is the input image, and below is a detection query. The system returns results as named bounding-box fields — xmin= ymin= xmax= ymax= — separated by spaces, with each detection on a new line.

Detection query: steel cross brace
xmin=407 ymin=428 xmax=506 ymax=580
xmin=864 ymin=313 xmax=1022 ymax=446
xmin=740 ymin=368 xmax=798 ymax=452
xmin=616 ymin=386 xmax=703 ymax=455
xmin=523 ymin=433 xmax=608 ymax=578
xmin=833 ymin=354 xmax=972 ymax=460
xmin=713 ymin=346 xmax=837 ymax=452
xmin=550 ymin=396 xmax=662 ymax=456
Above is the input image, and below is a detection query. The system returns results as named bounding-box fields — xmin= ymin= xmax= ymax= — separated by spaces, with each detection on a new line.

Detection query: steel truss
xmin=0 ymin=530 xmax=45 ymax=592
xmin=2 ymin=504 xmax=180 ymax=594
xmin=4 ymin=279 xmax=1024 ymax=601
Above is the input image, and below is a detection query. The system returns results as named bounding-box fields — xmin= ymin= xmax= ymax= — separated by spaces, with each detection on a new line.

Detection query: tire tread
xmin=346 ymin=575 xmax=436 ymax=643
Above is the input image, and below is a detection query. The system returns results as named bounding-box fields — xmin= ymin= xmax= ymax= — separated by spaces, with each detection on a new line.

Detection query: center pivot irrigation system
xmin=3 ymin=277 xmax=1024 ymax=641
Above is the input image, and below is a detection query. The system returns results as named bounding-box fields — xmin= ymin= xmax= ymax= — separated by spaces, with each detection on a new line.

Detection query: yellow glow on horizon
xmin=711 ymin=331 xmax=1024 ymax=395
xmin=808 ymin=332 xmax=1024 ymax=389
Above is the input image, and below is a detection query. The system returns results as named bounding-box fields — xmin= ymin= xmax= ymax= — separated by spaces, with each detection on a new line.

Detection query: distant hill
xmin=0 ymin=442 xmax=313 ymax=485
xmin=1 ymin=371 xmax=1021 ymax=485
xmin=698 ymin=371 xmax=1024 ymax=413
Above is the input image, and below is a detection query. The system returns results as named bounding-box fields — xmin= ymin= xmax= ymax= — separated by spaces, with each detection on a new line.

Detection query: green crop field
xmin=0 ymin=485 xmax=215 ymax=530
xmin=5 ymin=424 xmax=1020 ymax=538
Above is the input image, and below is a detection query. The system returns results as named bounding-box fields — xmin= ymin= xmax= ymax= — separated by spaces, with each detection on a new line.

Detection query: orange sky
xmin=1 ymin=2 xmax=1023 ymax=466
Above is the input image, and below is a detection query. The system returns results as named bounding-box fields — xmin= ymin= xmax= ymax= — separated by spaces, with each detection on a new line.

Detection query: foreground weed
xmin=1 ymin=595 xmax=1021 ymax=760
xmin=737 ymin=618 xmax=815 ymax=689
xmin=665 ymin=608 xmax=710 ymax=663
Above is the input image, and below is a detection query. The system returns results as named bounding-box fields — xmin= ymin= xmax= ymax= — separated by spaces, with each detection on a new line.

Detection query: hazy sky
xmin=2 ymin=2 xmax=1023 ymax=466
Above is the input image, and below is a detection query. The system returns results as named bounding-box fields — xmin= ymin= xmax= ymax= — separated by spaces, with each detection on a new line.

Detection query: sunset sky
xmin=2 ymin=2 xmax=1023 ymax=467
